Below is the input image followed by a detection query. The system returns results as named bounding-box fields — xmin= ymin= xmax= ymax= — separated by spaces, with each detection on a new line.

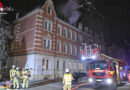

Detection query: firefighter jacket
xmin=63 ymin=73 xmax=73 ymax=85
xmin=10 ymin=69 xmax=16 ymax=78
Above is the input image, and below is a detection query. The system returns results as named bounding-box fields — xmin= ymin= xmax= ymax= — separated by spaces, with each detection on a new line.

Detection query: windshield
xmin=90 ymin=61 xmax=108 ymax=70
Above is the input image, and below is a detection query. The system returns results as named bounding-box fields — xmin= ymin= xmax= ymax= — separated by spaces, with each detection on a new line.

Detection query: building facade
xmin=9 ymin=0 xmax=94 ymax=80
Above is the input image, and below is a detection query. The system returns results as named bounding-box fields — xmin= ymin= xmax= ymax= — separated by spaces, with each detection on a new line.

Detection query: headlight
xmin=106 ymin=78 xmax=112 ymax=84
xmin=88 ymin=78 xmax=93 ymax=83
xmin=123 ymin=73 xmax=126 ymax=76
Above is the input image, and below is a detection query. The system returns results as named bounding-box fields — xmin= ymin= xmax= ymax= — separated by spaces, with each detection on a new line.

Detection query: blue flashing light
xmin=91 ymin=55 xmax=96 ymax=60
xmin=81 ymin=56 xmax=86 ymax=60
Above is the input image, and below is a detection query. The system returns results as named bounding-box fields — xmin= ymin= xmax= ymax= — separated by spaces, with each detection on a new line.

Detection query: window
xmin=68 ymin=30 xmax=72 ymax=39
xmin=79 ymin=34 xmax=83 ymax=42
xmin=63 ymin=27 xmax=67 ymax=37
xmin=57 ymin=61 xmax=59 ymax=70
xmin=57 ymin=41 xmax=61 ymax=52
xmin=69 ymin=62 xmax=71 ymax=70
xmin=44 ymin=21 xmax=48 ymax=30
xmin=78 ymin=23 xmax=82 ymax=30
xmin=73 ymin=46 xmax=77 ymax=56
xmin=42 ymin=59 xmax=45 ymax=71
xmin=74 ymin=63 xmax=76 ymax=71
xmin=63 ymin=43 xmax=67 ymax=54
xmin=73 ymin=32 xmax=77 ymax=41
xmin=47 ymin=6 xmax=52 ymax=14
xmin=79 ymin=63 xmax=83 ymax=71
xmin=44 ymin=20 xmax=52 ymax=31
xmin=46 ymin=60 xmax=49 ymax=70
xmin=57 ymin=24 xmax=62 ymax=35
xmin=68 ymin=44 xmax=72 ymax=55
xmin=43 ymin=39 xmax=51 ymax=50
xmin=63 ymin=62 xmax=65 ymax=71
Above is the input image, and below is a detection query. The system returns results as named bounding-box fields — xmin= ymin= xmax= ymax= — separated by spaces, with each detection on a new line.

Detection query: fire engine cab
xmin=88 ymin=56 xmax=120 ymax=89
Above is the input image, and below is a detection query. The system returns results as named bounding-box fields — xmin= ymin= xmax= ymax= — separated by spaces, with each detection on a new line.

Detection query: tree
xmin=0 ymin=16 xmax=12 ymax=70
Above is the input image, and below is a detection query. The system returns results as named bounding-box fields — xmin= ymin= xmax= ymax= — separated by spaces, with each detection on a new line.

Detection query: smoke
xmin=59 ymin=0 xmax=81 ymax=24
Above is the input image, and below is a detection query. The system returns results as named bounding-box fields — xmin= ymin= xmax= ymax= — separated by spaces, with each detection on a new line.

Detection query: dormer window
xmin=78 ymin=23 xmax=82 ymax=30
xmin=47 ymin=6 xmax=52 ymax=15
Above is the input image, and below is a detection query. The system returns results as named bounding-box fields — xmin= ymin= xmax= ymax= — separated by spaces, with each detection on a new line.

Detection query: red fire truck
xmin=88 ymin=55 xmax=120 ymax=90
xmin=81 ymin=44 xmax=125 ymax=89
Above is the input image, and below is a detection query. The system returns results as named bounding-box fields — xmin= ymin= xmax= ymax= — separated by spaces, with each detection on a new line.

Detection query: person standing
xmin=13 ymin=67 xmax=20 ymax=89
xmin=63 ymin=69 xmax=73 ymax=90
xmin=22 ymin=67 xmax=31 ymax=88
xmin=10 ymin=65 xmax=16 ymax=82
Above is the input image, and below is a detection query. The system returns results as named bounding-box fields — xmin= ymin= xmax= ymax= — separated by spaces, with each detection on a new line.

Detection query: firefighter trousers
xmin=13 ymin=78 xmax=19 ymax=89
xmin=63 ymin=84 xmax=71 ymax=90
xmin=22 ymin=78 xmax=29 ymax=88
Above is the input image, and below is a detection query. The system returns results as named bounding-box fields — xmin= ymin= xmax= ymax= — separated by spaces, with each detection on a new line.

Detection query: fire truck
xmin=81 ymin=44 xmax=125 ymax=89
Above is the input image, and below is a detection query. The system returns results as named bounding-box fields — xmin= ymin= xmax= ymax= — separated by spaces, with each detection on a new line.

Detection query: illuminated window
xmin=43 ymin=39 xmax=51 ymax=50
xmin=63 ymin=27 xmax=67 ymax=37
xmin=78 ymin=23 xmax=82 ymax=30
xmin=74 ymin=63 xmax=76 ymax=71
xmin=57 ymin=24 xmax=62 ymax=35
xmin=44 ymin=20 xmax=52 ymax=31
xmin=57 ymin=41 xmax=61 ymax=52
xmin=69 ymin=62 xmax=71 ymax=70
xmin=42 ymin=59 xmax=45 ymax=71
xmin=79 ymin=63 xmax=83 ymax=71
xmin=47 ymin=6 xmax=52 ymax=14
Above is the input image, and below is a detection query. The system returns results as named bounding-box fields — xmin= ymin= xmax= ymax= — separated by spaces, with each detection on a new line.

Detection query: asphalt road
xmin=76 ymin=82 xmax=130 ymax=90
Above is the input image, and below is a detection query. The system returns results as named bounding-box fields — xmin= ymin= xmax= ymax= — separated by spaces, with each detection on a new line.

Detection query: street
xmin=76 ymin=82 xmax=130 ymax=90
xmin=6 ymin=81 xmax=129 ymax=90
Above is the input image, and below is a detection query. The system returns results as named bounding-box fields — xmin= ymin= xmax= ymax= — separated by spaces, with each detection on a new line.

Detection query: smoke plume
xmin=59 ymin=0 xmax=81 ymax=24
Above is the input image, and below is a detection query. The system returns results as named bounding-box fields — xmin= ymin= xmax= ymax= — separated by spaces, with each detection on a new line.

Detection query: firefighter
xmin=22 ymin=67 xmax=31 ymax=88
xmin=63 ymin=69 xmax=73 ymax=90
xmin=13 ymin=67 xmax=20 ymax=89
xmin=10 ymin=65 xmax=16 ymax=82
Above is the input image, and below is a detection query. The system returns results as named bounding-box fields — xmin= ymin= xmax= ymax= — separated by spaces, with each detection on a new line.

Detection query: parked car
xmin=72 ymin=72 xmax=88 ymax=84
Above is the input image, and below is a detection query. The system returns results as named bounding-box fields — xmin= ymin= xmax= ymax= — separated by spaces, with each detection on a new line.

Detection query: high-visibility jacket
xmin=10 ymin=69 xmax=16 ymax=78
xmin=63 ymin=73 xmax=73 ymax=84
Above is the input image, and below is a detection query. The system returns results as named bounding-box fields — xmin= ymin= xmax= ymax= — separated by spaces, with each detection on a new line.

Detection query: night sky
xmin=1 ymin=0 xmax=130 ymax=50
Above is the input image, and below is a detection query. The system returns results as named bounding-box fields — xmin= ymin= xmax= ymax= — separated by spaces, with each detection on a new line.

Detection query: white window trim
xmin=63 ymin=43 xmax=67 ymax=54
xmin=73 ymin=46 xmax=77 ymax=56
xmin=44 ymin=20 xmax=53 ymax=31
xmin=57 ymin=41 xmax=61 ymax=52
xmin=63 ymin=27 xmax=67 ymax=38
xmin=69 ymin=44 xmax=72 ymax=55
xmin=74 ymin=32 xmax=77 ymax=41
xmin=70 ymin=30 xmax=72 ymax=39
xmin=47 ymin=6 xmax=52 ymax=15
xmin=57 ymin=24 xmax=62 ymax=35
xmin=43 ymin=38 xmax=52 ymax=50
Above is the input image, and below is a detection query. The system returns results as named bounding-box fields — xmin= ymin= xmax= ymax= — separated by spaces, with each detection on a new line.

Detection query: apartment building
xmin=9 ymin=0 xmax=100 ymax=80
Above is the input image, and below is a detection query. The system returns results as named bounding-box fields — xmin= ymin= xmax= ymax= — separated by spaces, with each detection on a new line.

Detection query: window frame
xmin=57 ymin=41 xmax=61 ymax=52
xmin=47 ymin=6 xmax=52 ymax=15
xmin=63 ymin=27 xmax=67 ymax=37
xmin=43 ymin=38 xmax=52 ymax=50
xmin=44 ymin=20 xmax=53 ymax=31
xmin=57 ymin=24 xmax=62 ymax=35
